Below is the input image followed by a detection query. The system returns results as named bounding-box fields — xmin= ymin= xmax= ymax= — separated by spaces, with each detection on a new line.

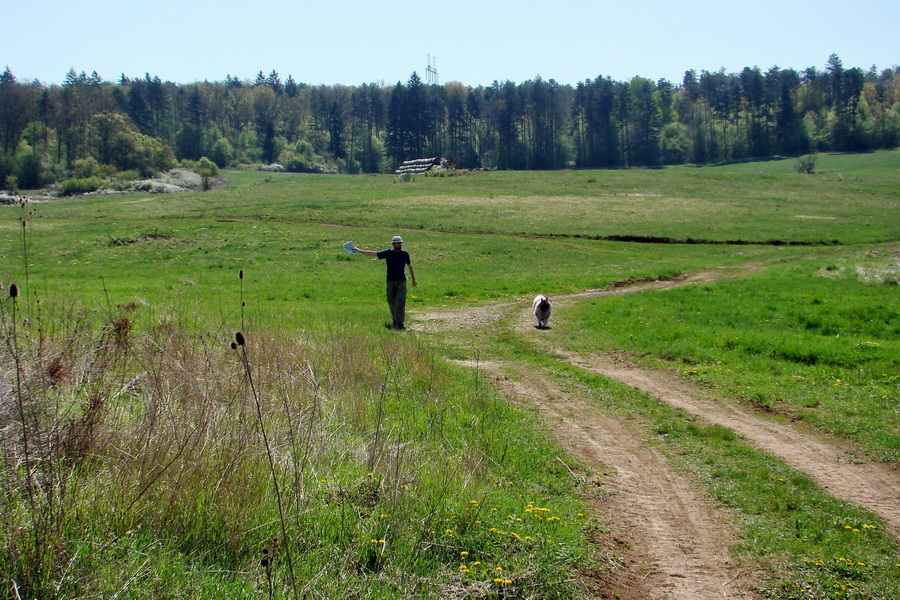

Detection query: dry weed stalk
xmin=1 ymin=286 xmax=137 ymax=596
xmin=232 ymin=330 xmax=301 ymax=600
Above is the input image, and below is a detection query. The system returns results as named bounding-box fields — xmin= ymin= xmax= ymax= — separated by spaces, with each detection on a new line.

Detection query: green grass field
xmin=1 ymin=150 xmax=898 ymax=598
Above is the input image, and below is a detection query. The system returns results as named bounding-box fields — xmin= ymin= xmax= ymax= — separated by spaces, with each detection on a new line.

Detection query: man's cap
xmin=391 ymin=235 xmax=403 ymax=243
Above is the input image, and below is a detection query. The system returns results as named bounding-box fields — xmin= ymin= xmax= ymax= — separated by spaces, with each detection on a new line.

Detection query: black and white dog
xmin=533 ymin=295 xmax=552 ymax=329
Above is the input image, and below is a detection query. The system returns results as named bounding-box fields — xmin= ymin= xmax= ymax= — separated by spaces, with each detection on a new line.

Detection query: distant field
xmin=27 ymin=149 xmax=900 ymax=245
xmin=3 ymin=150 xmax=897 ymax=327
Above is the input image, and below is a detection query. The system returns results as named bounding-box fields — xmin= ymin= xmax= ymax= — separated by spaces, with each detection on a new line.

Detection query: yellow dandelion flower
xmin=473 ymin=561 xmax=481 ymax=566
xmin=504 ymin=579 xmax=512 ymax=585
xmin=460 ymin=551 xmax=469 ymax=557
xmin=494 ymin=578 xmax=504 ymax=583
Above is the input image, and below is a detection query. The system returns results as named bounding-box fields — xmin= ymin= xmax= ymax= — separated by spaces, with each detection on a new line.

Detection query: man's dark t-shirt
xmin=376 ymin=249 xmax=411 ymax=281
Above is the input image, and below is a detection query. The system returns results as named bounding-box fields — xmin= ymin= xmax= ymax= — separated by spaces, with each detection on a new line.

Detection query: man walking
xmin=353 ymin=236 xmax=417 ymax=329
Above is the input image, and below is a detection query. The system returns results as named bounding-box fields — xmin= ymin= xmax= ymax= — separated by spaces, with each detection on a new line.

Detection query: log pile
xmin=395 ymin=157 xmax=442 ymax=174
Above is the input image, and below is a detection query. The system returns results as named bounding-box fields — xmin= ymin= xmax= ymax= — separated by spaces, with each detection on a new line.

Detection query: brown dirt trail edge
xmin=412 ymin=263 xmax=899 ymax=599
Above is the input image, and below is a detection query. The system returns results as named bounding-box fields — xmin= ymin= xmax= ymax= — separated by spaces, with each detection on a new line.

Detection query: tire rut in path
xmin=551 ymin=350 xmax=900 ymax=540
xmin=473 ymin=360 xmax=758 ymax=600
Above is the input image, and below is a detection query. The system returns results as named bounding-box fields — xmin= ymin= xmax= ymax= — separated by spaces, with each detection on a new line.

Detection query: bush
xmin=210 ymin=138 xmax=235 ymax=168
xmin=194 ymin=157 xmax=218 ymax=177
xmin=59 ymin=176 xmax=105 ymax=196
xmin=796 ymin=154 xmax=818 ymax=174
xmin=279 ymin=142 xmax=332 ymax=173
xmin=113 ymin=169 xmax=140 ymax=183
xmin=72 ymin=157 xmax=104 ymax=179
xmin=0 ymin=152 xmax=15 ymax=188
xmin=15 ymin=152 xmax=45 ymax=189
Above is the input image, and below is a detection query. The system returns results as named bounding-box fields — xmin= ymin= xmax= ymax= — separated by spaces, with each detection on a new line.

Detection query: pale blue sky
xmin=3 ymin=0 xmax=897 ymax=86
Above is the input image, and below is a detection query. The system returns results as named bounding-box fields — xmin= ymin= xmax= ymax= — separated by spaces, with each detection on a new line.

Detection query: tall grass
xmin=0 ymin=295 xmax=592 ymax=598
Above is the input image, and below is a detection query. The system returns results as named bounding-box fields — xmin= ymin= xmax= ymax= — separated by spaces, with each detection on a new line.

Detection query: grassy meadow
xmin=1 ymin=150 xmax=899 ymax=598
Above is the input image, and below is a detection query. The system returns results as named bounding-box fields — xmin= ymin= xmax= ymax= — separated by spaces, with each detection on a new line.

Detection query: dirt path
xmin=553 ymin=350 xmax=900 ymax=539
xmin=412 ymin=263 xmax=899 ymax=597
xmin=469 ymin=359 xmax=758 ymax=599
xmin=413 ymin=262 xmax=765 ymax=334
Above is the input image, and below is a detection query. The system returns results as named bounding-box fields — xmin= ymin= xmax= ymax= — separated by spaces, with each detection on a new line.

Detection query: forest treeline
xmin=1 ymin=53 xmax=898 ymax=189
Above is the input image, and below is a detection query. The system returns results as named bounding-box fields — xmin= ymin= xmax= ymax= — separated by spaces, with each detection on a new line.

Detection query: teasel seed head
xmin=235 ymin=331 xmax=246 ymax=346
xmin=10 ymin=284 xmax=19 ymax=298
xmin=230 ymin=341 xmax=238 ymax=350
xmin=239 ymin=269 xmax=244 ymax=280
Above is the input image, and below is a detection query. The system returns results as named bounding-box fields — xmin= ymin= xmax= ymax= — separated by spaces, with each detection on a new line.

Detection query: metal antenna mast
xmin=426 ymin=54 xmax=439 ymax=85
